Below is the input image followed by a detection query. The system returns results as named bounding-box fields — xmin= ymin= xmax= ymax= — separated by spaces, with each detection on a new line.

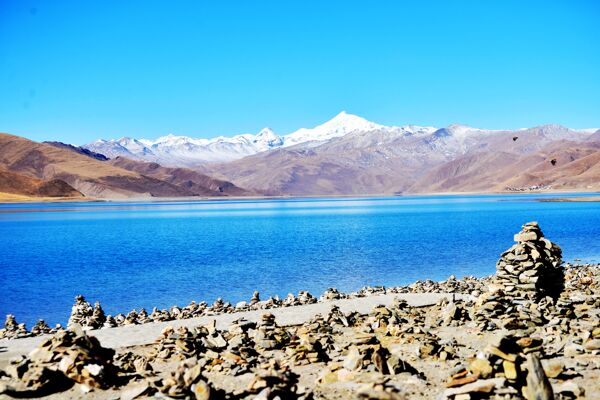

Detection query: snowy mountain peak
xmin=314 ymin=111 xmax=382 ymax=134
xmin=283 ymin=112 xmax=383 ymax=147
xmin=116 ymin=137 xmax=151 ymax=152
xmin=255 ymin=127 xmax=283 ymax=147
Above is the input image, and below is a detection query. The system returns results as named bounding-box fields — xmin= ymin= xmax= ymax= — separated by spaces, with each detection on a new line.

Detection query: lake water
xmin=1 ymin=194 xmax=600 ymax=328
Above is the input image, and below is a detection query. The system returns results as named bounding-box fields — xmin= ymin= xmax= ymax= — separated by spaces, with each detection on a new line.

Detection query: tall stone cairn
xmin=494 ymin=221 xmax=564 ymax=301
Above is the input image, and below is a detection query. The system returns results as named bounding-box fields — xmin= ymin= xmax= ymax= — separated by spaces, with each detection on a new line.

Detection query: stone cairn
xmin=475 ymin=222 xmax=567 ymax=331
xmin=67 ymin=295 xmax=94 ymax=329
xmin=493 ymin=221 xmax=564 ymax=301
xmin=0 ymin=314 xmax=29 ymax=339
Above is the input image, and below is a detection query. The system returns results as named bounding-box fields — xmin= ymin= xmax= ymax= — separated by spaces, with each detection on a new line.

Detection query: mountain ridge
xmin=83 ymin=112 xmax=597 ymax=167
xmin=3 ymin=113 xmax=599 ymax=199
xmin=199 ymin=124 xmax=600 ymax=195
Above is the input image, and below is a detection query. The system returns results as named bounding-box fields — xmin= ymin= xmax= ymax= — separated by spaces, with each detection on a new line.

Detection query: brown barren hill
xmin=499 ymin=141 xmax=600 ymax=191
xmin=107 ymin=157 xmax=251 ymax=196
xmin=0 ymin=133 xmax=248 ymax=199
xmin=0 ymin=167 xmax=83 ymax=198
xmin=409 ymin=141 xmax=600 ymax=193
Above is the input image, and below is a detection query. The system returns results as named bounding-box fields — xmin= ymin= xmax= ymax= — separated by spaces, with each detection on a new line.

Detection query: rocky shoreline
xmin=0 ymin=222 xmax=599 ymax=399
xmin=1 ymin=276 xmax=491 ymax=340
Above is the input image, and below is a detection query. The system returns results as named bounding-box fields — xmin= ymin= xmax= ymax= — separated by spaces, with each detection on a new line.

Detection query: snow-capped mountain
xmin=84 ymin=112 xmax=596 ymax=167
xmin=84 ymin=111 xmax=438 ymax=166
xmin=282 ymin=111 xmax=384 ymax=147
xmin=85 ymin=127 xmax=286 ymax=165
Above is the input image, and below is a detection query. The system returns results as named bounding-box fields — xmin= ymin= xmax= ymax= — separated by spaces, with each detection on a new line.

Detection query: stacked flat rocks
xmin=494 ymin=222 xmax=564 ymax=301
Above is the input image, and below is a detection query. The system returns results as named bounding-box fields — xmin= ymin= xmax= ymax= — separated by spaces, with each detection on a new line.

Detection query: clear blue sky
xmin=1 ymin=1 xmax=599 ymax=144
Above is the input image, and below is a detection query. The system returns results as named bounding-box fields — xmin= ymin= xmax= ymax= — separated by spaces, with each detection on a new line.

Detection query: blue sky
xmin=1 ymin=1 xmax=599 ymax=144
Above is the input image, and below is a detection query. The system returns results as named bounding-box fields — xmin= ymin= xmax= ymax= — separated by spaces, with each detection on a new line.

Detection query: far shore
xmin=537 ymin=196 xmax=600 ymax=202
xmin=1 ymin=189 xmax=599 ymax=205
xmin=0 ymin=192 xmax=91 ymax=203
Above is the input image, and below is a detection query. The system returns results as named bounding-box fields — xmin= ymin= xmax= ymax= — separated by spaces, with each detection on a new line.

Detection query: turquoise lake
xmin=1 ymin=194 xmax=600 ymax=327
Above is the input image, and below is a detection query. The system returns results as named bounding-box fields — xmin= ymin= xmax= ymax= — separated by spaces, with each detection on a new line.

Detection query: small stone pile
xmin=113 ymin=351 xmax=153 ymax=375
xmin=65 ymin=296 xmax=109 ymax=330
xmin=207 ymin=298 xmax=234 ymax=314
xmin=474 ymin=290 xmax=574 ymax=332
xmin=303 ymin=305 xmax=362 ymax=334
xmin=323 ymin=305 xmax=362 ymax=330
xmin=253 ymin=313 xmax=290 ymax=350
xmin=124 ymin=309 xmax=139 ymax=325
xmin=320 ymin=288 xmax=347 ymax=301
xmin=149 ymin=357 xmax=213 ymax=399
xmin=212 ymin=319 xmax=258 ymax=375
xmin=246 ymin=361 xmax=310 ymax=399
xmin=416 ymin=332 xmax=457 ymax=361
xmin=473 ymin=292 xmax=513 ymax=331
xmin=30 ymin=319 xmax=52 ymax=336
xmin=301 ymin=313 xmax=335 ymax=337
xmin=250 ymin=290 xmax=260 ymax=305
xmin=67 ymin=295 xmax=94 ymax=328
xmin=383 ymin=299 xmax=428 ymax=337
xmin=172 ymin=301 xmax=208 ymax=319
xmin=354 ymin=286 xmax=387 ymax=297
xmin=341 ymin=332 xmax=417 ymax=376
xmin=201 ymin=320 xmax=228 ymax=352
xmin=0 ymin=314 xmax=29 ymax=339
xmin=366 ymin=305 xmax=397 ymax=332
xmin=87 ymin=301 xmax=107 ymax=328
xmin=149 ymin=307 xmax=171 ymax=322
xmin=494 ymin=222 xmax=564 ymax=301
xmin=3 ymin=325 xmax=117 ymax=396
xmin=564 ymin=263 xmax=600 ymax=294
xmin=443 ymin=333 xmax=553 ymax=400
xmin=281 ymin=291 xmax=318 ymax=307
xmin=285 ymin=331 xmax=330 ymax=366
xmin=103 ymin=315 xmax=117 ymax=328
xmin=151 ymin=326 xmax=206 ymax=360
xmin=135 ymin=308 xmax=151 ymax=324
xmin=226 ymin=318 xmax=256 ymax=348
xmin=438 ymin=299 xmax=471 ymax=327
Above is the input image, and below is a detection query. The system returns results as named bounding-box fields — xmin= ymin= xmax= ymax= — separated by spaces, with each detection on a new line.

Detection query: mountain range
xmin=85 ymin=112 xmax=600 ymax=195
xmin=84 ymin=112 xmax=438 ymax=166
xmin=1 ymin=113 xmax=599 ymax=200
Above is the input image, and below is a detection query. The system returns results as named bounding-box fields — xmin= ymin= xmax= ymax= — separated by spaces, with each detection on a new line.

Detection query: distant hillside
xmin=0 ymin=133 xmax=251 ymax=199
xmin=0 ymin=167 xmax=83 ymax=198
xmin=409 ymin=141 xmax=600 ymax=193
xmin=108 ymin=157 xmax=251 ymax=196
